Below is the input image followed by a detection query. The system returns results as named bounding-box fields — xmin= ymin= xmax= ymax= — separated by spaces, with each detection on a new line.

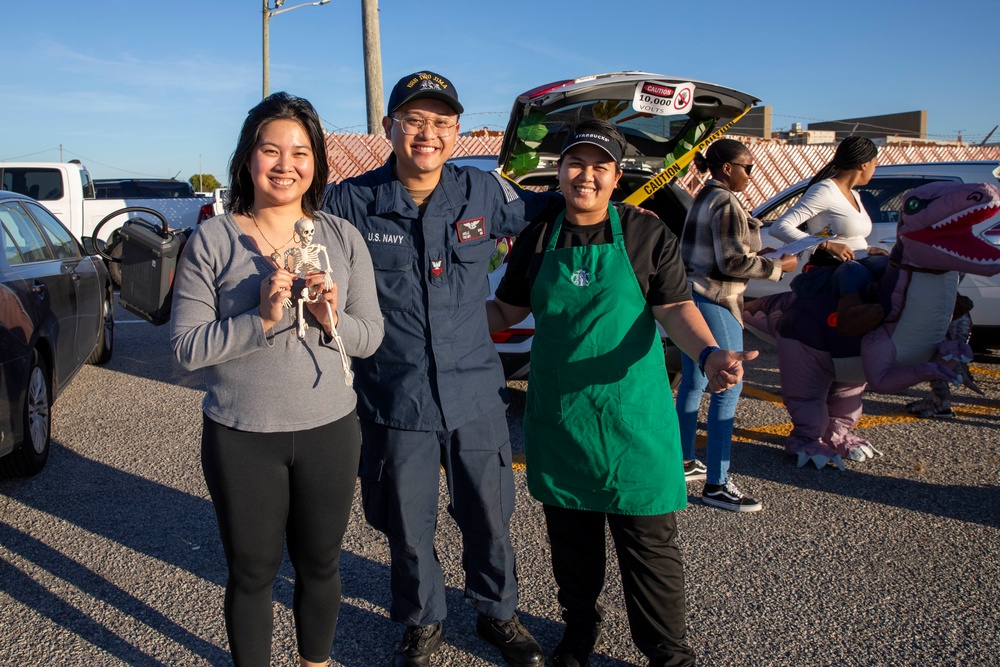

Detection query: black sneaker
xmin=552 ymin=621 xmax=604 ymax=667
xmin=476 ymin=613 xmax=544 ymax=667
xmin=392 ymin=622 xmax=443 ymax=667
xmin=702 ymin=480 xmax=762 ymax=513
xmin=683 ymin=459 xmax=707 ymax=482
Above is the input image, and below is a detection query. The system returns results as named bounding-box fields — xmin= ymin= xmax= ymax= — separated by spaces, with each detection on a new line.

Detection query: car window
xmin=24 ymin=202 xmax=81 ymax=259
xmin=0 ymin=203 xmax=55 ymax=263
xmin=2 ymin=225 xmax=26 ymax=265
xmin=0 ymin=167 xmax=64 ymax=201
xmin=856 ymin=177 xmax=954 ymax=223
xmin=757 ymin=187 xmax=808 ymax=224
xmin=94 ymin=179 xmax=195 ymax=198
xmin=757 ymin=176 xmax=957 ymax=226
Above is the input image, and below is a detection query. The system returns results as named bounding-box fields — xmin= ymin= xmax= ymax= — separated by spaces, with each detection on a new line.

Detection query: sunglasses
xmin=729 ymin=162 xmax=753 ymax=176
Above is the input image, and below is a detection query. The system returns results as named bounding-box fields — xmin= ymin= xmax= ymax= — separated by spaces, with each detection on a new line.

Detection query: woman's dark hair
xmin=227 ymin=92 xmax=329 ymax=216
xmin=692 ymin=138 xmax=751 ymax=177
xmin=807 ymin=136 xmax=878 ymax=187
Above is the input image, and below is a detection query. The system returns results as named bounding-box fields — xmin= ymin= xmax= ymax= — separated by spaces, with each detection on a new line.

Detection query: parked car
xmin=210 ymin=186 xmax=230 ymax=217
xmin=747 ymin=161 xmax=1000 ymax=347
xmin=0 ymin=190 xmax=114 ymax=477
xmin=93 ymin=178 xmax=196 ymax=199
xmin=476 ymin=72 xmax=759 ymax=381
xmin=0 ymin=162 xmax=215 ymax=245
xmin=447 ymin=154 xmax=500 ymax=172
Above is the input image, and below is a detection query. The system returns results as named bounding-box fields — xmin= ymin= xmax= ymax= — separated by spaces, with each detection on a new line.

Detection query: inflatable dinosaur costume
xmin=744 ymin=181 xmax=1000 ymax=469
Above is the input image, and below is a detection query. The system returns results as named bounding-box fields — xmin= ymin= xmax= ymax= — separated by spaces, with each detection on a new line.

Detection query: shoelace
xmin=722 ymin=481 xmax=745 ymax=499
xmin=402 ymin=625 xmax=437 ymax=651
xmin=493 ymin=616 xmax=527 ymax=642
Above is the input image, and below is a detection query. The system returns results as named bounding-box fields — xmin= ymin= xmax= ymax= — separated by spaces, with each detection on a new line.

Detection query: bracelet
xmin=698 ymin=345 xmax=721 ymax=375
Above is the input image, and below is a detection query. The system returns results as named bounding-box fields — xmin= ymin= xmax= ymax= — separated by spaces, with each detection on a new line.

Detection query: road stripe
xmin=971 ymin=364 xmax=1000 ymax=379
xmin=740 ymin=384 xmax=784 ymax=405
xmin=508 ymin=377 xmax=1000 ymax=472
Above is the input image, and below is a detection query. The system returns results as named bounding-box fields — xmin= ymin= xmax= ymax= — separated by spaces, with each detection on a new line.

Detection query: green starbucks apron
xmin=524 ymin=205 xmax=686 ymax=515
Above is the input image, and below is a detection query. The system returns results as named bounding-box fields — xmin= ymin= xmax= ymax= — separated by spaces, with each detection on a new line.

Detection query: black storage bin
xmin=117 ymin=222 xmax=184 ymax=325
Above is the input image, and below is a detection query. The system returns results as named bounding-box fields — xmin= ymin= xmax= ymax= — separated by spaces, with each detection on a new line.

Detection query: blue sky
xmin=2 ymin=0 xmax=998 ymax=183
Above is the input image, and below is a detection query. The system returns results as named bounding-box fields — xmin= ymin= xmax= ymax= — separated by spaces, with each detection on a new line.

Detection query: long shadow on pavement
xmin=1 ymin=443 xmax=565 ymax=666
xmin=723 ymin=438 xmax=1000 ymax=528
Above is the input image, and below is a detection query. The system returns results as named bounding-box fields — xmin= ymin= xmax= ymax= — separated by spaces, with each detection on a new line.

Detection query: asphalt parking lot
xmin=1 ymin=304 xmax=998 ymax=666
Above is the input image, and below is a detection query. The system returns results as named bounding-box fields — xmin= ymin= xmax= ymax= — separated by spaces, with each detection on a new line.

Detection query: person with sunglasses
xmin=675 ymin=138 xmax=798 ymax=512
xmin=322 ymin=71 xmax=558 ymax=667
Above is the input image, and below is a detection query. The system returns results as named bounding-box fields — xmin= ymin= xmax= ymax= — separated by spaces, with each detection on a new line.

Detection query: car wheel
xmin=663 ymin=339 xmax=683 ymax=391
xmin=107 ymin=241 xmax=123 ymax=287
xmin=0 ymin=352 xmax=51 ymax=477
xmin=87 ymin=285 xmax=115 ymax=365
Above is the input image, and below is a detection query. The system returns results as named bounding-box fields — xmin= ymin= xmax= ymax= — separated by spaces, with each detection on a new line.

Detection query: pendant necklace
xmin=249 ymin=211 xmax=297 ymax=265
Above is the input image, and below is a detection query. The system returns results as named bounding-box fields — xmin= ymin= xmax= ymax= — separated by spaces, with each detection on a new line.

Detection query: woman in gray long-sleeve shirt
xmin=170 ymin=92 xmax=383 ymax=667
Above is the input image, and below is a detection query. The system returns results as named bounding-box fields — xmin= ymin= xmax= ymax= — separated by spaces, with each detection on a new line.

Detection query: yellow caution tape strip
xmin=622 ymin=105 xmax=753 ymax=206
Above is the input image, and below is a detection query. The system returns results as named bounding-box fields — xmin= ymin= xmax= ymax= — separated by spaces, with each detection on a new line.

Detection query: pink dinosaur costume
xmin=744 ymin=181 xmax=1000 ymax=469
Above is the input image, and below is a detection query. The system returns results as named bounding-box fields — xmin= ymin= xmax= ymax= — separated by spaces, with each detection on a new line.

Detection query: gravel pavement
xmin=1 ymin=304 xmax=998 ymax=666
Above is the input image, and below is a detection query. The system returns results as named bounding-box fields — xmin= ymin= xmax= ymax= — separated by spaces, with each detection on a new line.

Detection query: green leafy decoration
xmin=517 ymin=117 xmax=548 ymax=147
xmin=592 ymin=100 xmax=628 ymax=120
xmin=489 ymin=237 xmax=510 ymax=273
xmin=508 ymin=151 xmax=541 ymax=176
xmin=664 ymin=119 xmax=715 ymax=177
xmin=507 ymin=112 xmax=548 ymax=177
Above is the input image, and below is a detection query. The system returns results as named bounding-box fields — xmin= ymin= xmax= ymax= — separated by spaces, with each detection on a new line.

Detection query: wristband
xmin=698 ymin=345 xmax=721 ymax=375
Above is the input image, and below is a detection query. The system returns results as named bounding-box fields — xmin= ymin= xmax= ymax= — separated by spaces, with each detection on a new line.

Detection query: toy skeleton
xmin=283 ymin=218 xmax=354 ymax=385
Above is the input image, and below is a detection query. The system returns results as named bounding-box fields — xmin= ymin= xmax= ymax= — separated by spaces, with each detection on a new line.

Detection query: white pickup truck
xmin=0 ymin=161 xmax=214 ymax=244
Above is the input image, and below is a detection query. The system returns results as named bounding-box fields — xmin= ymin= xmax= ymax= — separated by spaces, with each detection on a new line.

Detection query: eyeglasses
xmin=729 ymin=162 xmax=754 ymax=176
xmin=390 ymin=115 xmax=458 ymax=137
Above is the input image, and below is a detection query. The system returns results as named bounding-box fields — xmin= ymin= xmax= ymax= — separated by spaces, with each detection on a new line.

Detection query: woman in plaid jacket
xmin=675 ymin=139 xmax=798 ymax=512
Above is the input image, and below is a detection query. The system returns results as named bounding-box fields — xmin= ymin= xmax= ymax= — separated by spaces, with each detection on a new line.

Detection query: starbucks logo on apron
xmin=570 ymin=269 xmax=591 ymax=287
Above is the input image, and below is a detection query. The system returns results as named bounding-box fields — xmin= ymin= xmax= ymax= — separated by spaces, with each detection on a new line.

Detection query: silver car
xmin=747 ymin=161 xmax=1000 ymax=347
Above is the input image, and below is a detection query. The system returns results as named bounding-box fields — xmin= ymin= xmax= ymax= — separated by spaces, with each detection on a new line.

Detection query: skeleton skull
xmin=296 ymin=218 xmax=315 ymax=246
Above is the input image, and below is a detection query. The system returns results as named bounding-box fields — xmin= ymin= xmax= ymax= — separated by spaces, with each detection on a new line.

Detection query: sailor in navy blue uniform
xmin=322 ymin=71 xmax=554 ymax=667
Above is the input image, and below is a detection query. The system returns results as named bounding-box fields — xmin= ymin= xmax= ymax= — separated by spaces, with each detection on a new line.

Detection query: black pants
xmin=201 ymin=411 xmax=361 ymax=666
xmin=543 ymin=505 xmax=695 ymax=667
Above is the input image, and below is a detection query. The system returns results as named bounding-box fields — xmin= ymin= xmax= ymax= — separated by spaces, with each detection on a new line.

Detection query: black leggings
xmin=201 ymin=411 xmax=361 ymax=666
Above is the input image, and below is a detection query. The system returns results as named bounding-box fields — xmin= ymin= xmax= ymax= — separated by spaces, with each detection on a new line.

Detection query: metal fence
xmin=680 ymin=141 xmax=1000 ymax=208
xmin=325 ymin=133 xmax=1000 ymax=209
xmin=325 ymin=134 xmax=504 ymax=183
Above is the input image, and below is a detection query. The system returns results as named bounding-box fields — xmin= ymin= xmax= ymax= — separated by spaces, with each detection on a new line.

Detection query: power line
xmin=1 ymin=147 xmax=62 ymax=161
xmin=770 ymin=113 xmax=990 ymax=141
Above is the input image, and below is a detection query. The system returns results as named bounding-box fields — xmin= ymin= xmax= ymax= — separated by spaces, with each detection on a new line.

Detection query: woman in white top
xmin=770 ymin=136 xmax=888 ymax=335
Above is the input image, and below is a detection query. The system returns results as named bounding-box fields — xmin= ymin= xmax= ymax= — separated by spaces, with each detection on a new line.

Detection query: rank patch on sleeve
xmin=455 ymin=217 xmax=486 ymax=242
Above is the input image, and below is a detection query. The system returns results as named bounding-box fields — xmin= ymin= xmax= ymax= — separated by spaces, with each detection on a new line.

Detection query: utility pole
xmin=263 ymin=0 xmax=330 ymax=100
xmin=262 ymin=0 xmax=271 ymax=99
xmin=361 ymin=0 xmax=384 ymax=135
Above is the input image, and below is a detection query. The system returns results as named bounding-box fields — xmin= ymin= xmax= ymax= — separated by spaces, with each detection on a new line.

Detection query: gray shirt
xmin=170 ymin=211 xmax=384 ymax=432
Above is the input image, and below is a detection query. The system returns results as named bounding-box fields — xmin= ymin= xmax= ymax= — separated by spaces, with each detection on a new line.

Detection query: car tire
xmin=0 ymin=351 xmax=52 ymax=478
xmin=663 ymin=339 xmax=683 ymax=391
xmin=107 ymin=241 xmax=123 ymax=287
xmin=86 ymin=284 xmax=115 ymax=365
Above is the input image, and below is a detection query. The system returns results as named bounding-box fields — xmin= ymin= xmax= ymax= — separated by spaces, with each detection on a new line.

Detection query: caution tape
xmin=623 ymin=105 xmax=754 ymax=206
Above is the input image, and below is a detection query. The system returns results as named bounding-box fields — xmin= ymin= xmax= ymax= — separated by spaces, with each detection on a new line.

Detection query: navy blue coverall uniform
xmin=323 ymin=156 xmax=552 ymax=627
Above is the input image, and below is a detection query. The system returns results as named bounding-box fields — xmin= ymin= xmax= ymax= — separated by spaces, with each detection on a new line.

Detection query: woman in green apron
xmin=488 ymin=121 xmax=757 ymax=667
